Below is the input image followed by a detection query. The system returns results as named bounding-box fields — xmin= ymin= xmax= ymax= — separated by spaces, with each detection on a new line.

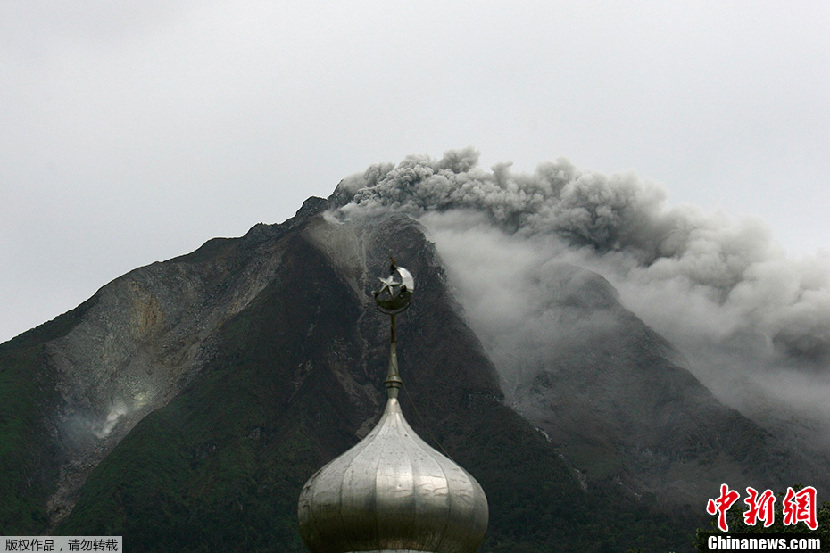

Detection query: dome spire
xmin=298 ymin=260 xmax=488 ymax=553
xmin=373 ymin=258 xmax=414 ymax=400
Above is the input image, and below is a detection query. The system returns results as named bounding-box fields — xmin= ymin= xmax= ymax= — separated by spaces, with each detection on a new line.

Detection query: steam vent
xmin=297 ymin=261 xmax=489 ymax=553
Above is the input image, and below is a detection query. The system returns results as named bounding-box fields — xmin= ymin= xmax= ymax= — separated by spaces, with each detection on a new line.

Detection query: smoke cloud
xmin=334 ymin=148 xmax=830 ymax=437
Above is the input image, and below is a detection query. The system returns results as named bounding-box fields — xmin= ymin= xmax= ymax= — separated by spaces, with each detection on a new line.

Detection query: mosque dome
xmin=297 ymin=262 xmax=488 ymax=553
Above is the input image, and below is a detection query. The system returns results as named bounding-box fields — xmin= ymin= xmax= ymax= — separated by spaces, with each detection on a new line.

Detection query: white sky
xmin=1 ymin=1 xmax=828 ymax=343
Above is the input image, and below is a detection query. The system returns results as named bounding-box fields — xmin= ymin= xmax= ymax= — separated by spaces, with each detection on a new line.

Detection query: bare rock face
xmin=41 ymin=210 xmax=308 ymax=524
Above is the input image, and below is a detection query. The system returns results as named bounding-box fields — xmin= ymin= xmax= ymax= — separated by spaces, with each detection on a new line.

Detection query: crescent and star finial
xmin=373 ymin=257 xmax=414 ymax=315
xmin=373 ymin=258 xmax=414 ymax=399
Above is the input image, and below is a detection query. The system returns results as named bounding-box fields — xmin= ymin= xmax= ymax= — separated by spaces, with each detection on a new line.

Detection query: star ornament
xmin=374 ymin=265 xmax=414 ymax=314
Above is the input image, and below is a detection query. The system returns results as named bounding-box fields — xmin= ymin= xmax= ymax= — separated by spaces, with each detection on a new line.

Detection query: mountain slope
xmin=500 ymin=263 xmax=796 ymax=509
xmin=0 ymin=199 xmax=815 ymax=551
xmin=54 ymin=207 xmax=695 ymax=551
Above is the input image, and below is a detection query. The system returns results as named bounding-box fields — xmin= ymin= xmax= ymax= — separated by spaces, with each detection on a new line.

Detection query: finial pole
xmin=385 ymin=313 xmax=402 ymax=399
xmin=373 ymin=259 xmax=414 ymax=400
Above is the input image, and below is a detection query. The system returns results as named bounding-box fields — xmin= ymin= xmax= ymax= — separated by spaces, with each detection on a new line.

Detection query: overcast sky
xmin=1 ymin=1 xmax=828 ymax=343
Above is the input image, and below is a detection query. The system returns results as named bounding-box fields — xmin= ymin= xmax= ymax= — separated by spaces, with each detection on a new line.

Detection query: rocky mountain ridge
xmin=0 ymin=196 xmax=823 ymax=552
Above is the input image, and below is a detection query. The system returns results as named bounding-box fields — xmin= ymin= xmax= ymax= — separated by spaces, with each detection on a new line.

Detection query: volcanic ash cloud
xmin=331 ymin=148 xmax=830 ymax=434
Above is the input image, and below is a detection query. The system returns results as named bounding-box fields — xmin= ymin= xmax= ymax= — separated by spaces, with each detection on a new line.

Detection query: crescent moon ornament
xmin=374 ymin=259 xmax=414 ymax=314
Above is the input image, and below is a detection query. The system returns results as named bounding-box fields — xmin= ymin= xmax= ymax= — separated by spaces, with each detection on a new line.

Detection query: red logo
xmin=782 ymin=486 xmax=818 ymax=530
xmin=706 ymin=484 xmax=818 ymax=532
xmin=743 ymin=487 xmax=776 ymax=527
xmin=707 ymin=484 xmax=741 ymax=532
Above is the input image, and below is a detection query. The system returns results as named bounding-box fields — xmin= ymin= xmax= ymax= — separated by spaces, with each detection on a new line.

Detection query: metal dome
xmin=297 ymin=397 xmax=488 ymax=553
